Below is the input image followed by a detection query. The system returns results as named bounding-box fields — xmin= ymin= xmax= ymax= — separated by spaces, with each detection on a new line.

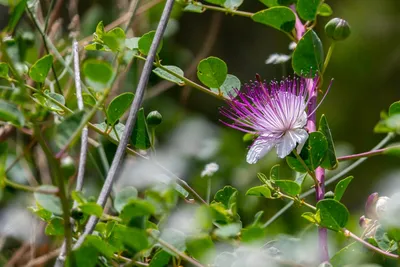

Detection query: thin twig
xmin=55 ymin=39 xmax=89 ymax=266
xmin=25 ymin=249 xmax=61 ymax=267
xmin=124 ymin=0 xmax=141 ymax=32
xmin=73 ymin=0 xmax=176 ymax=250
xmin=337 ymin=144 xmax=400 ymax=161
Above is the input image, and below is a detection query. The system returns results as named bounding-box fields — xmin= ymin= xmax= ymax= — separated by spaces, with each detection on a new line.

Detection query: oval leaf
xmin=0 ymin=63 xmax=9 ymax=79
xmin=252 ymin=7 xmax=296 ymax=33
xmin=29 ymin=55 xmax=53 ymax=83
xmin=83 ymin=59 xmax=113 ymax=91
xmin=319 ymin=114 xmax=338 ymax=169
xmin=292 ymin=30 xmax=324 ymax=76
xmin=334 ymin=176 xmax=353 ymax=201
xmin=274 ymin=180 xmax=301 ymax=196
xmin=130 ymin=108 xmax=151 ymax=150
xmin=316 ymin=199 xmax=349 ymax=231
xmin=389 ymin=101 xmax=400 ymax=116
xmin=107 ymin=92 xmax=134 ymax=125
xmin=246 ymin=185 xmax=272 ymax=198
xmin=296 ymin=0 xmax=320 ymax=21
xmin=79 ymin=202 xmax=103 ymax=217
xmin=103 ymin=27 xmax=126 ymax=52
xmin=153 ymin=65 xmax=185 ymax=85
xmin=138 ymin=31 xmax=163 ymax=55
xmin=197 ymin=56 xmax=227 ymax=88
xmin=318 ymin=3 xmax=333 ymax=16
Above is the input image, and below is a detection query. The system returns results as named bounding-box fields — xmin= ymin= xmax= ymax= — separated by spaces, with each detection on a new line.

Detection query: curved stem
xmin=337 ymin=144 xmax=400 ymax=161
xmin=190 ymin=2 xmax=253 ymax=18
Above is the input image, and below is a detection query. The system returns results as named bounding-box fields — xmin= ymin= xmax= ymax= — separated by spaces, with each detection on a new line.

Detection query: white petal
xmin=293 ymin=129 xmax=309 ymax=153
xmin=246 ymin=137 xmax=276 ymax=164
xmin=276 ymin=129 xmax=309 ymax=158
xmin=293 ymin=111 xmax=307 ymax=129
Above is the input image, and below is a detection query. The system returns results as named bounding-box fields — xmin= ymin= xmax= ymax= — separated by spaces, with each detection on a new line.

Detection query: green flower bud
xmin=61 ymin=156 xmax=76 ymax=178
xmin=146 ymin=111 xmax=162 ymax=127
xmin=325 ymin=18 xmax=351 ymax=41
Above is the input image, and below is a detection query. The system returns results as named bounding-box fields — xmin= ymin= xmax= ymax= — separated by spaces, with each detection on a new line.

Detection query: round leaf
xmin=316 ymin=199 xmax=349 ymax=231
xmin=252 ymin=7 xmax=296 ymax=33
xmin=29 ymin=55 xmax=53 ymax=83
xmin=107 ymin=92 xmax=134 ymax=125
xmin=83 ymin=59 xmax=113 ymax=91
xmin=138 ymin=31 xmax=163 ymax=55
xmin=292 ymin=30 xmax=324 ymax=76
xmin=246 ymin=185 xmax=272 ymax=198
xmin=103 ymin=27 xmax=126 ymax=52
xmin=197 ymin=56 xmax=227 ymax=88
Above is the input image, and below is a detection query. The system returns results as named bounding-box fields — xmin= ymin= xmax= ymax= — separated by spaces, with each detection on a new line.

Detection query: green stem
xmin=321 ymin=42 xmax=336 ymax=76
xmin=33 ymin=125 xmax=72 ymax=256
xmin=3 ymin=177 xmax=57 ymax=194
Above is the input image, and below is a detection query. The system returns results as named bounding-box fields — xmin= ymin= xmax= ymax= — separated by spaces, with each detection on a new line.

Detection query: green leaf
xmin=130 ymin=108 xmax=151 ymax=150
xmin=7 ymin=0 xmax=27 ymax=32
xmin=384 ymin=146 xmax=400 ymax=157
xmin=274 ymin=180 xmax=301 ymax=196
xmin=125 ymin=37 xmax=140 ymax=50
xmin=286 ymin=131 xmax=328 ymax=172
xmin=71 ymin=191 xmax=87 ymax=204
xmin=120 ymin=199 xmax=156 ymax=223
xmin=270 ymin=164 xmax=280 ymax=180
xmin=296 ymin=0 xmax=320 ymax=21
xmin=330 ymin=242 xmax=364 ymax=267
xmin=0 ymin=143 xmax=7 ymax=187
xmin=186 ymin=234 xmax=215 ymax=264
xmin=301 ymin=212 xmax=319 ymax=224
xmin=107 ymin=92 xmax=134 ymax=125
xmin=197 ymin=56 xmax=228 ymax=88
xmin=29 ymin=55 xmax=53 ymax=83
xmin=34 ymin=185 xmax=63 ymax=215
xmin=138 ymin=31 xmax=163 ymax=55
xmin=82 ymin=93 xmax=96 ymax=107
xmin=292 ymin=30 xmax=324 ymax=76
xmin=334 ymin=176 xmax=353 ymax=201
xmin=84 ymin=42 xmax=109 ymax=51
xmin=246 ymin=185 xmax=272 ymax=198
xmin=44 ymin=91 xmax=66 ymax=112
xmin=319 ymin=114 xmax=338 ymax=169
xmin=55 ymin=110 xmax=85 ymax=148
xmin=0 ymin=99 xmax=24 ymax=127
xmin=85 ymin=235 xmax=118 ymax=259
xmin=252 ymin=7 xmax=296 ymax=33
xmin=153 ymin=66 xmax=185 ymax=85
xmin=318 ymin=3 xmax=333 ymax=16
xmin=83 ymin=59 xmax=113 ymax=91
xmin=214 ymin=223 xmax=241 ymax=238
xmin=389 ymin=101 xmax=400 ymax=116
xmin=67 ymin=240 xmax=98 ymax=267
xmin=213 ymin=185 xmax=238 ymax=208
xmin=259 ymin=0 xmax=296 ymax=7
xmin=93 ymin=122 xmax=125 ymax=141
xmin=103 ymin=27 xmax=126 ymax=52
xmin=184 ymin=3 xmax=204 ymax=13
xmin=374 ymin=225 xmax=398 ymax=252
xmin=112 ymin=224 xmax=149 ymax=251
xmin=316 ymin=199 xmax=349 ymax=231
xmin=257 ymin=172 xmax=269 ymax=184
xmin=114 ymin=186 xmax=138 ymax=213
xmin=149 ymin=250 xmax=171 ymax=267
xmin=79 ymin=202 xmax=103 ymax=217
xmin=29 ymin=206 xmax=52 ymax=222
xmin=224 ymin=0 xmax=244 ymax=9
xmin=241 ymin=226 xmax=267 ymax=243
xmin=0 ymin=63 xmax=10 ymax=79
xmin=45 ymin=217 xmax=64 ymax=236
xmin=160 ymin=229 xmax=186 ymax=255
xmin=94 ymin=21 xmax=105 ymax=41
xmin=204 ymin=0 xmax=224 ymax=5
xmin=210 ymin=74 xmax=241 ymax=98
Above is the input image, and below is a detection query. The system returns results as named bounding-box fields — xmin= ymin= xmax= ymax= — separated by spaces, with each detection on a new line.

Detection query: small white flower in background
xmin=265 ymin=53 xmax=291 ymax=65
xmin=288 ymin=42 xmax=297 ymax=50
xmin=201 ymin=162 xmax=219 ymax=178
xmin=375 ymin=196 xmax=390 ymax=218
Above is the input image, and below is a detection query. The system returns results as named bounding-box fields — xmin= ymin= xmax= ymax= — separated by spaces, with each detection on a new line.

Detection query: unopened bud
xmin=365 ymin=192 xmax=378 ymax=219
xmin=146 ymin=110 xmax=162 ymax=127
xmin=325 ymin=18 xmax=351 ymax=41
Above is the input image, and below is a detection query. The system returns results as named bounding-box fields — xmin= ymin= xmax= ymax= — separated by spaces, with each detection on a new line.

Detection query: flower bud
xmin=325 ymin=18 xmax=351 ymax=41
xmin=365 ymin=192 xmax=390 ymax=220
xmin=146 ymin=110 xmax=162 ymax=127
xmin=375 ymin=196 xmax=390 ymax=219
xmin=61 ymin=156 xmax=76 ymax=178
